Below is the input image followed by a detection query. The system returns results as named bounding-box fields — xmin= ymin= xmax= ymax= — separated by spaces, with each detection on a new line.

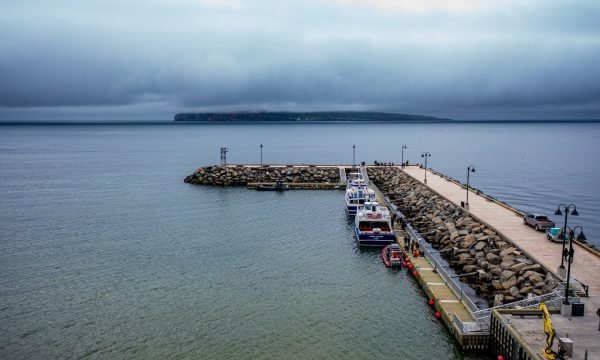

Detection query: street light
xmin=353 ymin=144 xmax=356 ymax=168
xmin=555 ymin=204 xmax=578 ymax=272
xmin=561 ymin=225 xmax=586 ymax=305
xmin=421 ymin=152 xmax=431 ymax=184
xmin=260 ymin=144 xmax=263 ymax=166
xmin=401 ymin=145 xmax=407 ymax=169
xmin=466 ymin=165 xmax=476 ymax=209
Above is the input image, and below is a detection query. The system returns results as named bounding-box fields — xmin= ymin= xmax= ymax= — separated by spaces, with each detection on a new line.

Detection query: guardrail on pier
xmin=339 ymin=167 xmax=347 ymax=185
xmin=368 ymin=176 xmax=569 ymax=335
xmin=426 ymin=167 xmax=600 ymax=257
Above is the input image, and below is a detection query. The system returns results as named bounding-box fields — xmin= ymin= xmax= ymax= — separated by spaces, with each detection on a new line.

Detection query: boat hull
xmin=255 ymin=185 xmax=288 ymax=191
xmin=346 ymin=204 xmax=359 ymax=215
xmin=355 ymin=228 xmax=396 ymax=247
xmin=381 ymin=245 xmax=403 ymax=268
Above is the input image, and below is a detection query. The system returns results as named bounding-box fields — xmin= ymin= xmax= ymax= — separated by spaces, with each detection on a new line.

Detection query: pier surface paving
xmin=497 ymin=296 xmax=600 ymax=359
xmin=402 ymin=166 xmax=600 ymax=295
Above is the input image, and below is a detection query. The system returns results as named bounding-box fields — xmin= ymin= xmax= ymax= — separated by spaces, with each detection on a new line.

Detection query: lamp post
xmin=260 ymin=144 xmax=263 ymax=166
xmin=465 ymin=165 xmax=476 ymax=209
xmin=401 ymin=145 xmax=407 ymax=168
xmin=352 ymin=144 xmax=356 ymax=168
xmin=561 ymin=225 xmax=586 ymax=305
xmin=555 ymin=204 xmax=578 ymax=274
xmin=421 ymin=152 xmax=431 ymax=184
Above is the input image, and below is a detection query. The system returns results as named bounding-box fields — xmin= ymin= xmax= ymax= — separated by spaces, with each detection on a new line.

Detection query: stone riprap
xmin=368 ymin=167 xmax=558 ymax=306
xmin=184 ymin=165 xmax=341 ymax=186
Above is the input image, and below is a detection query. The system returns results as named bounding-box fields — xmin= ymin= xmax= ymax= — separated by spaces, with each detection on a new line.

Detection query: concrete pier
xmin=402 ymin=166 xmax=600 ymax=294
xmin=398 ymin=166 xmax=600 ymax=358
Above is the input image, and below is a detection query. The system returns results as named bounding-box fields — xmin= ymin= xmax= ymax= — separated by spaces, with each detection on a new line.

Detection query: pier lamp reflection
xmin=554 ymin=204 xmax=578 ymax=275
xmin=560 ymin=225 xmax=586 ymax=305
xmin=465 ymin=165 xmax=476 ymax=210
xmin=421 ymin=152 xmax=431 ymax=184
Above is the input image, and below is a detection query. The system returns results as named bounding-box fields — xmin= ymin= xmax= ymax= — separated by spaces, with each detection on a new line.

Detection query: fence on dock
xmin=369 ymin=177 xmax=569 ymax=336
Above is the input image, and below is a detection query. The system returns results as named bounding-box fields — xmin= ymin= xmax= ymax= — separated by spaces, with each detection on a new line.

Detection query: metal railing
xmin=360 ymin=166 xmax=369 ymax=184
xmin=472 ymin=290 xmax=565 ymax=331
xmin=404 ymin=220 xmax=485 ymax=314
xmin=339 ymin=167 xmax=347 ymax=185
xmin=368 ymin=176 xmax=569 ymax=334
xmin=453 ymin=313 xmax=484 ymax=333
xmin=367 ymin=178 xmax=486 ymax=315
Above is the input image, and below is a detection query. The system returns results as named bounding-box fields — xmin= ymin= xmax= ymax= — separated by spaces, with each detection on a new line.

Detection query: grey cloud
xmin=1 ymin=0 xmax=600 ymax=119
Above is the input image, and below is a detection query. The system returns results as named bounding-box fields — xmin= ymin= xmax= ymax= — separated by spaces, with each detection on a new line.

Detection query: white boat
xmin=345 ymin=186 xmax=376 ymax=215
xmin=355 ymin=201 xmax=396 ymax=246
xmin=344 ymin=171 xmax=375 ymax=215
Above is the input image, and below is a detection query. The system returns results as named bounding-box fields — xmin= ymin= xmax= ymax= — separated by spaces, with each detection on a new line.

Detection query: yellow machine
xmin=539 ymin=302 xmax=565 ymax=360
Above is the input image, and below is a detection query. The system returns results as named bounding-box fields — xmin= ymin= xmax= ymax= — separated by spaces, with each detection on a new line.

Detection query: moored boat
xmin=345 ymin=185 xmax=375 ymax=215
xmin=354 ymin=201 xmax=396 ymax=246
xmin=255 ymin=179 xmax=289 ymax=191
xmin=381 ymin=243 xmax=403 ymax=268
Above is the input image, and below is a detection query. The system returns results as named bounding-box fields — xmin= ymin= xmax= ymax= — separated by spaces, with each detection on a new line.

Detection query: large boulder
xmin=486 ymin=253 xmax=501 ymax=265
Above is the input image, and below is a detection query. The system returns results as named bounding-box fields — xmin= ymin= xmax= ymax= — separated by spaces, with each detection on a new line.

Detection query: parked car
xmin=546 ymin=227 xmax=568 ymax=242
xmin=523 ymin=213 xmax=556 ymax=231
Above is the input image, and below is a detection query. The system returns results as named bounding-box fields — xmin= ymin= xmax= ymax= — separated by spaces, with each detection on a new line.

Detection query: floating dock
xmin=246 ymin=182 xmax=343 ymax=190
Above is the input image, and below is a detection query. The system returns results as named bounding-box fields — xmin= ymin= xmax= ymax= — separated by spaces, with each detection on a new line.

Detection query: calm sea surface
xmin=1 ymin=122 xmax=599 ymax=359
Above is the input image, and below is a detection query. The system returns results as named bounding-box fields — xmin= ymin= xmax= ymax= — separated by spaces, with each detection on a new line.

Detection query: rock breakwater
xmin=369 ymin=167 xmax=559 ymax=306
xmin=185 ymin=165 xmax=341 ymax=186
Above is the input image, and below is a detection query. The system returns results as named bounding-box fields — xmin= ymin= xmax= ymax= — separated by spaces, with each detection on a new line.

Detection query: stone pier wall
xmin=184 ymin=165 xmax=341 ymax=186
xmin=369 ymin=167 xmax=559 ymax=306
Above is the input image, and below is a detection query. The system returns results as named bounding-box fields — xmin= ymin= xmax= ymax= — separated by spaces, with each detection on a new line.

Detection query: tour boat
xmin=345 ymin=186 xmax=376 ymax=215
xmin=381 ymin=243 xmax=403 ymax=268
xmin=354 ymin=201 xmax=396 ymax=246
xmin=344 ymin=174 xmax=375 ymax=215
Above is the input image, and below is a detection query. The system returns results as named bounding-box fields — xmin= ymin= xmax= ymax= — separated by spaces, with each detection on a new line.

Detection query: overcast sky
xmin=1 ymin=0 xmax=600 ymax=120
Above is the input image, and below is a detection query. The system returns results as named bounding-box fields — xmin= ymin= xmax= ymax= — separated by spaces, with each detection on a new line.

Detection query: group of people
xmin=373 ymin=161 xmax=395 ymax=167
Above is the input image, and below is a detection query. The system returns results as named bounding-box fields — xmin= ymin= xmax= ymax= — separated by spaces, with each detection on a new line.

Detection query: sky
xmin=1 ymin=0 xmax=600 ymax=121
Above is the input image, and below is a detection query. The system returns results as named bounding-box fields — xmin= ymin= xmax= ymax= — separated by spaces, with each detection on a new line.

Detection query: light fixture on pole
xmin=555 ymin=204 xmax=578 ymax=277
xmin=220 ymin=147 xmax=228 ymax=166
xmin=562 ymin=225 xmax=586 ymax=306
xmin=401 ymin=145 xmax=407 ymax=168
xmin=260 ymin=144 xmax=263 ymax=166
xmin=421 ymin=152 xmax=431 ymax=184
xmin=352 ymin=144 xmax=356 ymax=168
xmin=465 ymin=165 xmax=476 ymax=209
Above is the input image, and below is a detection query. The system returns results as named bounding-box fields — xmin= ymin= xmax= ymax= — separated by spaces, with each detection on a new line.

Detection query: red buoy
xmin=428 ymin=299 xmax=434 ymax=306
xmin=435 ymin=311 xmax=441 ymax=319
xmin=407 ymin=263 xmax=413 ymax=270
xmin=412 ymin=271 xmax=418 ymax=277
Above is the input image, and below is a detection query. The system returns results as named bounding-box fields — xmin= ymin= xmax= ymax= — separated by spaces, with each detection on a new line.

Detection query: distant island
xmin=173 ymin=111 xmax=452 ymax=123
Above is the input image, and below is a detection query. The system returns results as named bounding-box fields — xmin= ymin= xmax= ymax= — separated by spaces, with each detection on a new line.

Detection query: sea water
xmin=1 ymin=122 xmax=598 ymax=359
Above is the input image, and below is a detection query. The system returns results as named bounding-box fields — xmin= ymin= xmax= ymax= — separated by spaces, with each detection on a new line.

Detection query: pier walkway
xmin=398 ymin=166 xmax=600 ymax=357
xmin=402 ymin=166 xmax=600 ymax=295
